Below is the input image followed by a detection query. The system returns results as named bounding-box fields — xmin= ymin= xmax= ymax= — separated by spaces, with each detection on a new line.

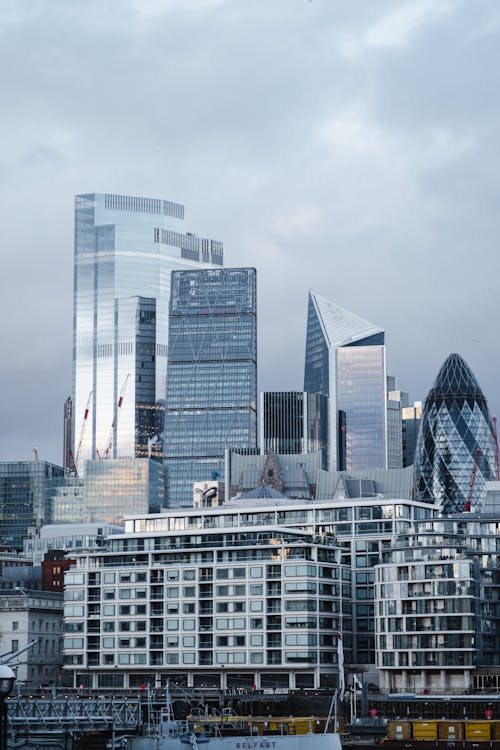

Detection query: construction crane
xmin=69 ymin=391 xmax=93 ymax=476
xmin=492 ymin=416 xmax=500 ymax=480
xmin=103 ymin=374 xmax=130 ymax=459
xmin=465 ymin=447 xmax=481 ymax=512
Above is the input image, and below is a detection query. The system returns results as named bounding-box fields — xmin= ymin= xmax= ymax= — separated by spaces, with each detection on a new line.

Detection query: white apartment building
xmin=375 ymin=514 xmax=500 ymax=694
xmin=63 ymin=494 xmax=435 ymax=691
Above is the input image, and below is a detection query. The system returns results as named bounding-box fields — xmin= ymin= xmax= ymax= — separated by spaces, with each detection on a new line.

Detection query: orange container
xmin=438 ymin=721 xmax=464 ymax=740
xmin=387 ymin=721 xmax=411 ymax=741
xmin=493 ymin=721 xmax=500 ymax=740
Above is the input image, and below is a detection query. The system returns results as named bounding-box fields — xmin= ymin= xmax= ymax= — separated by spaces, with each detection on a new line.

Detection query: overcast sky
xmin=1 ymin=0 xmax=500 ymax=465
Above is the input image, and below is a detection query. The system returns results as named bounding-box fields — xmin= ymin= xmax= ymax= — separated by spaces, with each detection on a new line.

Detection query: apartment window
xmin=183 ymin=653 xmax=195 ymax=665
xmin=12 ymin=622 xmax=18 ymax=631
xmin=183 ymin=636 xmax=195 ymax=647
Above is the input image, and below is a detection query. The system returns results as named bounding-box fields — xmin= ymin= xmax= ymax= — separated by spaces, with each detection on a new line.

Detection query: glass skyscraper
xmin=165 ymin=268 xmax=257 ymax=507
xmin=0 ymin=461 xmax=65 ymax=550
xmin=304 ymin=292 xmax=387 ymax=471
xmin=73 ymin=193 xmax=223 ymax=466
xmin=414 ymin=353 xmax=495 ymax=512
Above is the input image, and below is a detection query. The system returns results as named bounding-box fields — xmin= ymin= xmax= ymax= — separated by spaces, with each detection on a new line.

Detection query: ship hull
xmin=130 ymin=733 xmax=342 ymax=750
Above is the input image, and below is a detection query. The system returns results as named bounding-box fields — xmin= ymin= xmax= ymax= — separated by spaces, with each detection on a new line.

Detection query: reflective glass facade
xmin=414 ymin=353 xmax=495 ymax=512
xmin=0 ymin=461 xmax=65 ymax=550
xmin=304 ymin=292 xmax=387 ymax=471
xmin=165 ymin=268 xmax=257 ymax=507
xmin=73 ymin=193 xmax=223 ymax=465
xmin=53 ymin=459 xmax=165 ymax=524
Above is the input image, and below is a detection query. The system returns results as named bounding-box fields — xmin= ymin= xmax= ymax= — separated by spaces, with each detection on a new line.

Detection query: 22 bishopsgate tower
xmin=72 ymin=193 xmax=223 ymax=468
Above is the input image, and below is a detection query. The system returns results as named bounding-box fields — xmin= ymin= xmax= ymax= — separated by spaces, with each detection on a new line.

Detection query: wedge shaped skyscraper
xmin=414 ymin=353 xmax=495 ymax=512
xmin=304 ymin=292 xmax=387 ymax=471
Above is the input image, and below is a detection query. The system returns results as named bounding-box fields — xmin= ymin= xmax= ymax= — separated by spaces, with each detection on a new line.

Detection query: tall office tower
xmin=63 ymin=396 xmax=73 ymax=469
xmin=73 ymin=193 xmax=223 ymax=466
xmin=165 ymin=268 xmax=257 ymax=507
xmin=259 ymin=391 xmax=328 ymax=468
xmin=304 ymin=292 xmax=387 ymax=471
xmin=414 ymin=353 xmax=495 ymax=512
xmin=386 ymin=376 xmax=408 ymax=469
xmin=402 ymin=400 xmax=422 ymax=467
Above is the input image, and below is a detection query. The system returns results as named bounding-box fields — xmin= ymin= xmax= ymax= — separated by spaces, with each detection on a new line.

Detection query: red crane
xmin=465 ymin=447 xmax=481 ymax=512
xmin=492 ymin=416 xmax=500 ymax=480
xmin=103 ymin=374 xmax=130 ymax=459
xmin=70 ymin=391 xmax=93 ymax=476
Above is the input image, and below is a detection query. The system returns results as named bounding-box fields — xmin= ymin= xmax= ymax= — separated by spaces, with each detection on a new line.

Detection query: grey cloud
xmin=1 ymin=0 xmax=500 ymax=462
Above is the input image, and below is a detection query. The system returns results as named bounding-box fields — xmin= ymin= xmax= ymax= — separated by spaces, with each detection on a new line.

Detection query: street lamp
xmin=0 ymin=664 xmax=15 ymax=750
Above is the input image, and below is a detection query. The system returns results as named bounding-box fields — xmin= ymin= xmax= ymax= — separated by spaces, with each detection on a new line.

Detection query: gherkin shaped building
xmin=415 ymin=353 xmax=495 ymax=513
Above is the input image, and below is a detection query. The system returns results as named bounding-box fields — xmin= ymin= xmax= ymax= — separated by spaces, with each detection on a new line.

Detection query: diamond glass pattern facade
xmin=73 ymin=193 xmax=223 ymax=465
xmin=414 ymin=353 xmax=495 ymax=512
xmin=165 ymin=268 xmax=257 ymax=507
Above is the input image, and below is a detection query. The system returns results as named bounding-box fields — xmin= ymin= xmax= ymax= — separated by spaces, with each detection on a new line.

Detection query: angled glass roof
xmin=309 ymin=291 xmax=384 ymax=347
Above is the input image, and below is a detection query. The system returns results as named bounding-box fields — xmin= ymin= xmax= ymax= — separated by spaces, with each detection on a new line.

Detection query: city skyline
xmin=1 ymin=1 xmax=500 ymax=463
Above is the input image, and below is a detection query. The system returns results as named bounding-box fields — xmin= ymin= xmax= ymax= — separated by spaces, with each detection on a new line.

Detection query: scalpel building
xmin=304 ymin=293 xmax=387 ymax=472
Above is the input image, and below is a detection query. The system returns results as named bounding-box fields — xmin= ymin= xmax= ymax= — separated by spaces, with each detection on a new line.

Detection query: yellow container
xmin=387 ymin=721 xmax=411 ymax=741
xmin=412 ymin=721 xmax=438 ymax=740
xmin=438 ymin=721 xmax=464 ymax=741
xmin=465 ymin=721 xmax=491 ymax=741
